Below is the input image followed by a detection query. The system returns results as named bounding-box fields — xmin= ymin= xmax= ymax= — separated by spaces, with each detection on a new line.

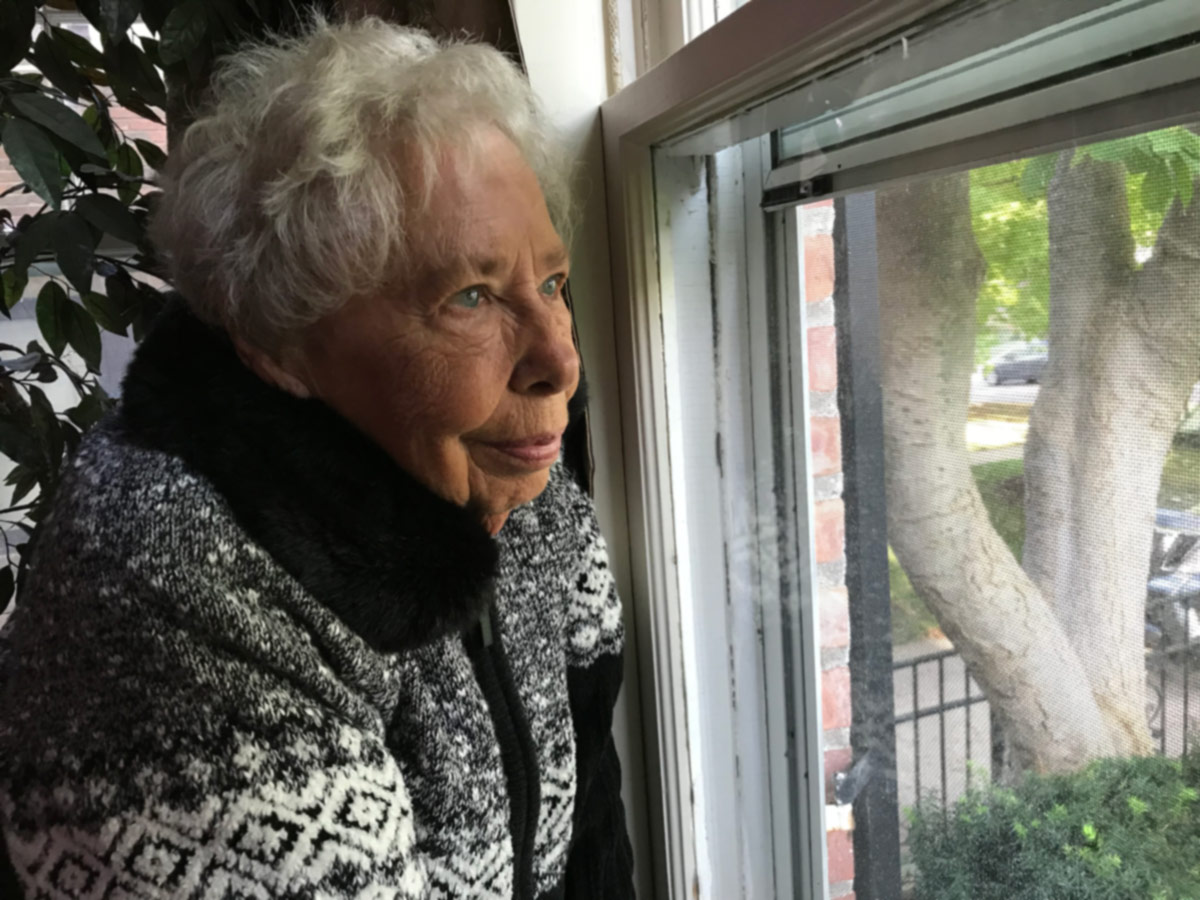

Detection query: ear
xmin=233 ymin=338 xmax=312 ymax=399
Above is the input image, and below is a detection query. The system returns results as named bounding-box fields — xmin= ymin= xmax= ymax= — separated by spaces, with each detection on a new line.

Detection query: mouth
xmin=481 ymin=432 xmax=563 ymax=467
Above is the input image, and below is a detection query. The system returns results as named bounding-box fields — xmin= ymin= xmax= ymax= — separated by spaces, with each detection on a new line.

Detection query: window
xmin=603 ymin=0 xmax=1200 ymax=897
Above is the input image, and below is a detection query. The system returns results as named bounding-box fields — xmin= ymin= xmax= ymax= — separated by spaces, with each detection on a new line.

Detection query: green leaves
xmin=30 ymin=31 xmax=87 ymax=100
xmin=0 ymin=118 xmax=63 ymax=208
xmin=105 ymin=35 xmax=167 ymax=110
xmin=12 ymin=211 xmax=61 ymax=276
xmin=35 ymin=282 xmax=71 ymax=357
xmin=36 ymin=282 xmax=102 ymax=372
xmin=159 ymin=0 xmax=209 ymax=65
xmin=972 ymin=124 xmax=1200 ymax=350
xmin=133 ymin=137 xmax=167 ymax=171
xmin=0 ymin=0 xmax=34 ymax=74
xmin=76 ymin=193 xmax=141 ymax=243
xmin=112 ymin=142 xmax=144 ymax=204
xmin=1020 ymin=153 xmax=1057 ymax=200
xmin=83 ymin=290 xmax=130 ymax=335
xmin=53 ymin=212 xmax=97 ymax=295
xmin=1 ymin=269 xmax=26 ymax=314
xmin=1142 ymin=156 xmax=1174 ymax=216
xmin=51 ymin=26 xmax=107 ymax=71
xmin=8 ymin=92 xmax=106 ymax=159
xmin=1076 ymin=126 xmax=1200 ymax=227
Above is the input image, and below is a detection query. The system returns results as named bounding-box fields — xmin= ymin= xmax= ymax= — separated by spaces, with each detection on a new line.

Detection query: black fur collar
xmin=117 ymin=300 xmax=498 ymax=654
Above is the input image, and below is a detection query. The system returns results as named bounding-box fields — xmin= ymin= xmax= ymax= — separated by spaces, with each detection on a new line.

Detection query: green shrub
xmin=909 ymin=751 xmax=1200 ymax=900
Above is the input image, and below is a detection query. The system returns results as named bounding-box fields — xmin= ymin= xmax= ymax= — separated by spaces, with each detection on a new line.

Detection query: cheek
xmin=305 ymin=302 xmax=514 ymax=447
xmin=362 ymin=330 xmax=511 ymax=439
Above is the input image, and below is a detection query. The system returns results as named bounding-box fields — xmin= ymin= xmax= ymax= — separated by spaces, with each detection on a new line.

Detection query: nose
xmin=510 ymin=298 xmax=580 ymax=398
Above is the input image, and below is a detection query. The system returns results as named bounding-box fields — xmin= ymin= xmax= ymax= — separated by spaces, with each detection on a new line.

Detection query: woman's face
xmin=292 ymin=127 xmax=578 ymax=534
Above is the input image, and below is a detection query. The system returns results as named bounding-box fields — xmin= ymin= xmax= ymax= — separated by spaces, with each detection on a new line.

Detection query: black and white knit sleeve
xmin=0 ymin=451 xmax=429 ymax=899
xmin=561 ymin=501 xmax=636 ymax=899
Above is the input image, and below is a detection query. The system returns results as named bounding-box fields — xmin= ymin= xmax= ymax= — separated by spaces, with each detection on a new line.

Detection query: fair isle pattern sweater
xmin=0 ymin=306 xmax=633 ymax=899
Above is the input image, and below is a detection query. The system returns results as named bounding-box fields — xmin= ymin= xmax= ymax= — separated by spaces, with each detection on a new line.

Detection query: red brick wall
xmin=803 ymin=198 xmax=855 ymax=900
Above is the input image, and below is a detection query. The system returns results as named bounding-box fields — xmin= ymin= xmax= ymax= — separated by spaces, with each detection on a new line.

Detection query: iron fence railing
xmin=892 ymin=648 xmax=1003 ymax=813
xmin=895 ymin=624 xmax=1200 ymax=818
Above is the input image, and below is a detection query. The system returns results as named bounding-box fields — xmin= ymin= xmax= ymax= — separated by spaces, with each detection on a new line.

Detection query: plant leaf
xmin=66 ymin=300 xmax=102 ymax=372
xmin=66 ymin=391 xmax=108 ymax=430
xmin=107 ymin=36 xmax=166 ymax=107
xmin=1142 ymin=157 xmax=1174 ymax=216
xmin=27 ymin=385 xmax=64 ymax=474
xmin=6 ymin=464 xmax=38 ymax=505
xmin=1083 ymin=135 xmax=1145 ymax=165
xmin=36 ymin=281 xmax=71 ymax=356
xmin=1 ymin=119 xmax=64 ymax=209
xmin=52 ymin=26 xmax=106 ymax=69
xmin=113 ymin=143 xmax=144 ymax=204
xmin=133 ymin=137 xmax=167 ymax=171
xmin=8 ymin=93 xmax=106 ymax=159
xmin=0 ymin=421 xmax=41 ymax=470
xmin=1020 ymin=153 xmax=1057 ymax=200
xmin=1 ymin=269 xmax=27 ymax=315
xmin=159 ymin=0 xmax=209 ymax=66
xmin=30 ymin=31 xmax=86 ymax=99
xmin=101 ymin=0 xmax=143 ymax=42
xmin=53 ymin=212 xmax=97 ymax=295
xmin=0 ymin=0 xmax=35 ymax=73
xmin=82 ymin=291 xmax=128 ymax=335
xmin=75 ymin=193 xmax=141 ymax=243
xmin=37 ymin=283 xmax=103 ymax=372
xmin=13 ymin=211 xmax=62 ymax=276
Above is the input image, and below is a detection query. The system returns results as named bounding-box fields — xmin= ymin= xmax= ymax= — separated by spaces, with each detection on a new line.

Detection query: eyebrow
xmin=466 ymin=246 xmax=571 ymax=278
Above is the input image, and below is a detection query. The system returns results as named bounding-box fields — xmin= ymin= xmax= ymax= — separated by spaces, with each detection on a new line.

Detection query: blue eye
xmin=539 ymin=275 xmax=563 ymax=297
xmin=451 ymin=286 xmax=485 ymax=309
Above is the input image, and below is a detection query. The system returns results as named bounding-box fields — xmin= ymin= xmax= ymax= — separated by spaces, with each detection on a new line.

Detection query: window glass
xmin=650 ymin=0 xmax=1200 ymax=897
xmin=865 ymin=119 xmax=1200 ymax=898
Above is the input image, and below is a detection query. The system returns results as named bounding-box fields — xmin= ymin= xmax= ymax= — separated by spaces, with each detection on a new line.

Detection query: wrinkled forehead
xmin=397 ymin=128 xmax=568 ymax=286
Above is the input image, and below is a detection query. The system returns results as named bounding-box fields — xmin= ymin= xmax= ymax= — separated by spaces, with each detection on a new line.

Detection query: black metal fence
xmin=892 ymin=648 xmax=1003 ymax=815
xmin=896 ymin=626 xmax=1200 ymax=819
xmin=1146 ymin=588 xmax=1200 ymax=757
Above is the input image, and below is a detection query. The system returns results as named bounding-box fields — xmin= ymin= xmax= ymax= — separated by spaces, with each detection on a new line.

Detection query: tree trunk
xmin=1024 ymin=156 xmax=1200 ymax=755
xmin=877 ymin=174 xmax=1117 ymax=772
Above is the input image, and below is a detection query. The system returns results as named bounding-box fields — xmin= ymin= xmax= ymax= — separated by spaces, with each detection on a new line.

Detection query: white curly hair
xmin=151 ymin=17 xmax=572 ymax=349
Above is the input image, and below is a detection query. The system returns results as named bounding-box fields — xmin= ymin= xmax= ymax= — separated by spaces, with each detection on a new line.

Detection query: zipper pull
xmin=480 ymin=607 xmax=494 ymax=648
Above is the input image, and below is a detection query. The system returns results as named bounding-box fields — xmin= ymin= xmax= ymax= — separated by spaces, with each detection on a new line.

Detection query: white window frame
xmin=599 ymin=1 xmax=961 ymax=897
xmin=605 ymin=0 xmax=1200 ymax=897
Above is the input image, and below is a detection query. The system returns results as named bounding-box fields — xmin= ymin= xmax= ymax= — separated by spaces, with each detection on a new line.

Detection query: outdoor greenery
xmin=909 ymin=750 xmax=1200 ymax=900
xmin=970 ymin=127 xmax=1200 ymax=341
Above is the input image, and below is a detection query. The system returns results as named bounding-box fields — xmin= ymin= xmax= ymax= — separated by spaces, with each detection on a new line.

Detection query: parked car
xmin=985 ymin=340 xmax=1048 ymax=385
xmin=1146 ymin=508 xmax=1200 ymax=653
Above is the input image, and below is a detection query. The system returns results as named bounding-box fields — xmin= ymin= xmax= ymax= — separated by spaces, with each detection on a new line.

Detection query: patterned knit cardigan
xmin=0 ymin=305 xmax=634 ymax=899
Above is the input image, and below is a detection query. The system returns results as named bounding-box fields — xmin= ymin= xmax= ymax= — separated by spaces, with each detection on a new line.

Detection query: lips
xmin=483 ymin=433 xmax=563 ymax=466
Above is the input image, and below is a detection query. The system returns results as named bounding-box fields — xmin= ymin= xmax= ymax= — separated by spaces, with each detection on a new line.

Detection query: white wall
xmin=509 ymin=2 xmax=652 ymax=896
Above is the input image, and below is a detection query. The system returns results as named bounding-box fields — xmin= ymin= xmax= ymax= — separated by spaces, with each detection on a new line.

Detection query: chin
xmin=512 ymin=468 xmax=553 ymax=508
xmin=487 ymin=469 xmax=553 ymax=518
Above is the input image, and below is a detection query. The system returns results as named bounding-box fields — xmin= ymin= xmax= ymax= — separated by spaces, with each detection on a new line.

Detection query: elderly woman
xmin=0 ymin=18 xmax=633 ymax=900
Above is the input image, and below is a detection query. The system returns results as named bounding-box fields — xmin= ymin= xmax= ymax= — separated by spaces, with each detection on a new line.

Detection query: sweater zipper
xmin=468 ymin=603 xmax=541 ymax=900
